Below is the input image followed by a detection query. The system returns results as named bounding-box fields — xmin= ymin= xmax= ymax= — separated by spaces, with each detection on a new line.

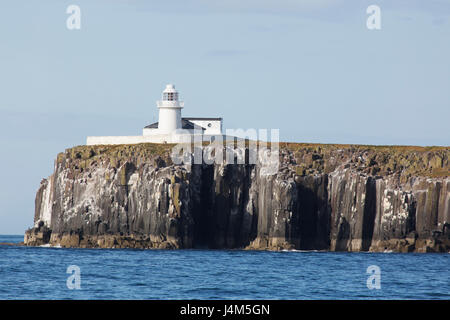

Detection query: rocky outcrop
xmin=24 ymin=143 xmax=450 ymax=252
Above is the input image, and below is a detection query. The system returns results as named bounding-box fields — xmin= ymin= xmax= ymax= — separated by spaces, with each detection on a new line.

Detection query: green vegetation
xmin=57 ymin=142 xmax=449 ymax=178
xmin=281 ymin=142 xmax=449 ymax=178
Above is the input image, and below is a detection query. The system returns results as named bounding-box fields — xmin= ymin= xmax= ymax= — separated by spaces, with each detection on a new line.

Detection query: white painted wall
xmin=158 ymin=107 xmax=182 ymax=133
xmin=143 ymin=128 xmax=198 ymax=137
xmin=87 ymin=135 xmax=168 ymax=145
xmin=188 ymin=119 xmax=222 ymax=135
xmin=86 ymin=134 xmax=230 ymax=145
xmin=142 ymin=128 xmax=158 ymax=136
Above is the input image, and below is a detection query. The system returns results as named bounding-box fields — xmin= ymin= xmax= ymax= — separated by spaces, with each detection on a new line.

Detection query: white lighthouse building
xmin=156 ymin=84 xmax=183 ymax=134
xmin=86 ymin=84 xmax=223 ymax=145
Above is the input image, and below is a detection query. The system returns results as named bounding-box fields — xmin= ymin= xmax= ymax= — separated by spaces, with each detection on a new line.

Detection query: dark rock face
xmin=24 ymin=144 xmax=450 ymax=252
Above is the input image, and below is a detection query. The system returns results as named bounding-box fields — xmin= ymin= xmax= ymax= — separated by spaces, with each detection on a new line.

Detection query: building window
xmin=163 ymin=92 xmax=178 ymax=101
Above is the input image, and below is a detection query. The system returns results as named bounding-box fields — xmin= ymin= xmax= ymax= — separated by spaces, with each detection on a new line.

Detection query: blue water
xmin=0 ymin=235 xmax=448 ymax=300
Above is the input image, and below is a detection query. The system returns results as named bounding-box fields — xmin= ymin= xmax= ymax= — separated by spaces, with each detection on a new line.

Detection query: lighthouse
xmin=86 ymin=83 xmax=224 ymax=145
xmin=157 ymin=84 xmax=184 ymax=134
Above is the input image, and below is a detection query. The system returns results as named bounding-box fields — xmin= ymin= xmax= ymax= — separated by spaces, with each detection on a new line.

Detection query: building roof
xmin=144 ymin=119 xmax=205 ymax=130
xmin=183 ymin=117 xmax=223 ymax=121
xmin=163 ymin=84 xmax=177 ymax=93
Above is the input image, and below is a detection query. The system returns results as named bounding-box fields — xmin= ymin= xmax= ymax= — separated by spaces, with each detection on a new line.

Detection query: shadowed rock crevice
xmin=192 ymin=164 xmax=214 ymax=248
xmin=335 ymin=217 xmax=350 ymax=251
xmin=295 ymin=175 xmax=330 ymax=250
xmin=361 ymin=177 xmax=376 ymax=251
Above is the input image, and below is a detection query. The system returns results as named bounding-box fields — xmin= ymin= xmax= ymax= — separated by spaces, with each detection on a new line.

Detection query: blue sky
xmin=0 ymin=0 xmax=449 ymax=234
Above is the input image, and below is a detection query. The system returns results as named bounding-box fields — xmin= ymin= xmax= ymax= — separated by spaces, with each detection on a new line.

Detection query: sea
xmin=0 ymin=235 xmax=448 ymax=300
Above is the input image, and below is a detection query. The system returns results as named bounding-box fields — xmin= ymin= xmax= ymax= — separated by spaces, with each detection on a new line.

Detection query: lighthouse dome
xmin=162 ymin=84 xmax=178 ymax=101
xmin=163 ymin=84 xmax=176 ymax=92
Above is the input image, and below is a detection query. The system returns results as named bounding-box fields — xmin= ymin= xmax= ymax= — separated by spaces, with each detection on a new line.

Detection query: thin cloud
xmin=205 ymin=49 xmax=247 ymax=57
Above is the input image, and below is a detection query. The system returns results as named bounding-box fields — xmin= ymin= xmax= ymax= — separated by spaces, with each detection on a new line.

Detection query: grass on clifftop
xmin=280 ymin=142 xmax=449 ymax=178
xmin=58 ymin=142 xmax=449 ymax=178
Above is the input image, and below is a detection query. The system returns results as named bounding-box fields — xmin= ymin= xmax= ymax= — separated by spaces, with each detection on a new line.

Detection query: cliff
xmin=24 ymin=143 xmax=450 ymax=252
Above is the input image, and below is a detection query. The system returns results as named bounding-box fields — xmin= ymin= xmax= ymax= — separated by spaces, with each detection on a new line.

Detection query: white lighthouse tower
xmin=157 ymin=84 xmax=184 ymax=134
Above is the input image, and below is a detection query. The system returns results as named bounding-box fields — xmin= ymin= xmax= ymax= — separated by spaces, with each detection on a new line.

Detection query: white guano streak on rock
xmin=40 ymin=176 xmax=53 ymax=227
